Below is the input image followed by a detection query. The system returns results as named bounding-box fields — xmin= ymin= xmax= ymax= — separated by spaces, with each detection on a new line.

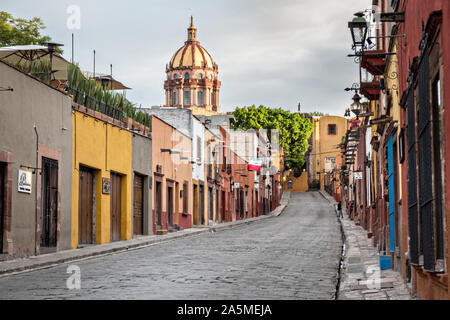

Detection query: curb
xmin=0 ymin=196 xmax=291 ymax=277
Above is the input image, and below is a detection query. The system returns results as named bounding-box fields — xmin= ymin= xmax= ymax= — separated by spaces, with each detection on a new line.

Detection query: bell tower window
xmin=184 ymin=91 xmax=191 ymax=105
xmin=197 ymin=91 xmax=204 ymax=105
xmin=173 ymin=91 xmax=177 ymax=105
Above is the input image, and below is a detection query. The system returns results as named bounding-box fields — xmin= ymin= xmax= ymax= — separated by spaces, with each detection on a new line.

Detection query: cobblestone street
xmin=0 ymin=192 xmax=342 ymax=300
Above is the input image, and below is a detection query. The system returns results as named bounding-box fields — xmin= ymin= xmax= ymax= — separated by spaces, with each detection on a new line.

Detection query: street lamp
xmin=41 ymin=42 xmax=64 ymax=81
xmin=348 ymin=12 xmax=369 ymax=51
xmin=350 ymin=92 xmax=363 ymax=118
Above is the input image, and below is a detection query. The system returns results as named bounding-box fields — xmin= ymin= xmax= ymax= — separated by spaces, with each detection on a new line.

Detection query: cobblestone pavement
xmin=0 ymin=192 xmax=342 ymax=300
xmin=337 ymin=216 xmax=413 ymax=300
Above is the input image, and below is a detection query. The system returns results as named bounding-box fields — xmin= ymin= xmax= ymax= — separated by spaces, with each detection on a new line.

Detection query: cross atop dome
xmin=187 ymin=16 xmax=197 ymax=42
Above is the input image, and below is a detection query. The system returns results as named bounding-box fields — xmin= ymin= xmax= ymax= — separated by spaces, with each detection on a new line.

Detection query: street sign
xmin=354 ymin=171 xmax=363 ymax=180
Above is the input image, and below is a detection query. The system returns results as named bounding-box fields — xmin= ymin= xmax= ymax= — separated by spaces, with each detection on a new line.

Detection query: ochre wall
xmin=71 ymin=110 xmax=132 ymax=248
xmin=317 ymin=116 xmax=348 ymax=190
xmin=283 ymin=172 xmax=308 ymax=192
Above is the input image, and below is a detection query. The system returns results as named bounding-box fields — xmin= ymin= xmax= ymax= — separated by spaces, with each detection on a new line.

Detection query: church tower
xmin=164 ymin=17 xmax=221 ymax=115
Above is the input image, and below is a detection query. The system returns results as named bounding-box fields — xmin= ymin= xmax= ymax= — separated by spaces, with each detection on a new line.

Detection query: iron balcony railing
xmin=67 ymin=86 xmax=125 ymax=122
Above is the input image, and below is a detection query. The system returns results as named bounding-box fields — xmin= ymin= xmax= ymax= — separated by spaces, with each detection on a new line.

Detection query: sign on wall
xmin=18 ymin=169 xmax=32 ymax=194
xmin=325 ymin=157 xmax=336 ymax=171
xmin=102 ymin=178 xmax=111 ymax=194
xmin=354 ymin=171 xmax=363 ymax=180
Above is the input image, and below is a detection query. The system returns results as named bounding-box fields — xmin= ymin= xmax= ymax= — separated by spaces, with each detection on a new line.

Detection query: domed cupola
xmin=164 ymin=17 xmax=221 ymax=114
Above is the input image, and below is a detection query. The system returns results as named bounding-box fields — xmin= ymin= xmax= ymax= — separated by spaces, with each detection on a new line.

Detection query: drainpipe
xmin=34 ymin=125 xmax=39 ymax=256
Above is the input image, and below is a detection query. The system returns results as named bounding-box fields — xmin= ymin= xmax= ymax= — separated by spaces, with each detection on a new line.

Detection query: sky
xmin=2 ymin=0 xmax=371 ymax=115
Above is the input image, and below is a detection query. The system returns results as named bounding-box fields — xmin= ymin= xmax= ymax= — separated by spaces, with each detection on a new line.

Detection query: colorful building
xmin=164 ymin=17 xmax=221 ymax=116
xmin=309 ymin=116 xmax=349 ymax=198
xmin=150 ymin=116 xmax=192 ymax=232
xmin=0 ymin=60 xmax=73 ymax=260
xmin=71 ymin=104 xmax=133 ymax=248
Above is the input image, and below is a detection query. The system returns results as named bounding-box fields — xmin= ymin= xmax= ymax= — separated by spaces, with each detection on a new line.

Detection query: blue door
xmin=387 ymin=135 xmax=395 ymax=253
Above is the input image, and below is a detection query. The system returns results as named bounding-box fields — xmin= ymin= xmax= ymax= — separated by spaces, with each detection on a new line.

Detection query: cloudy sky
xmin=2 ymin=0 xmax=370 ymax=115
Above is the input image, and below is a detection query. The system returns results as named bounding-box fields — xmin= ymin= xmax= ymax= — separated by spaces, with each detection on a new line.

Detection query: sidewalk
xmin=318 ymin=190 xmax=413 ymax=300
xmin=0 ymin=192 xmax=290 ymax=277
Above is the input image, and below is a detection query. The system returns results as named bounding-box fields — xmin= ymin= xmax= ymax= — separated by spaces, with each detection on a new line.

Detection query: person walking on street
xmin=337 ymin=202 xmax=343 ymax=219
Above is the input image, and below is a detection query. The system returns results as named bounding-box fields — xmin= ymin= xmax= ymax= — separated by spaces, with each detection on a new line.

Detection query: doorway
xmin=155 ymin=180 xmax=163 ymax=229
xmin=110 ymin=172 xmax=122 ymax=241
xmin=133 ymin=174 xmax=144 ymax=236
xmin=0 ymin=163 xmax=5 ymax=253
xmin=79 ymin=166 xmax=94 ymax=245
xmin=199 ymin=184 xmax=205 ymax=225
xmin=40 ymin=158 xmax=58 ymax=251
xmin=193 ymin=184 xmax=198 ymax=225
xmin=167 ymin=185 xmax=174 ymax=228
xmin=208 ymin=187 xmax=213 ymax=223
xmin=221 ymin=190 xmax=226 ymax=222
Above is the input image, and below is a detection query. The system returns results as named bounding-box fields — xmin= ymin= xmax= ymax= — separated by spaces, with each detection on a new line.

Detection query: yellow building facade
xmin=309 ymin=116 xmax=348 ymax=191
xmin=71 ymin=107 xmax=133 ymax=248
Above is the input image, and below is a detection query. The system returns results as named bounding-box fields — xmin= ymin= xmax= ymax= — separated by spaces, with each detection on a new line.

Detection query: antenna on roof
xmin=71 ymin=33 xmax=74 ymax=63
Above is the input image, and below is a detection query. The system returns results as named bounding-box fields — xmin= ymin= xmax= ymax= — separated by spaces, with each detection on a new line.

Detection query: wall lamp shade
xmin=348 ymin=12 xmax=369 ymax=50
xmin=350 ymin=93 xmax=363 ymax=117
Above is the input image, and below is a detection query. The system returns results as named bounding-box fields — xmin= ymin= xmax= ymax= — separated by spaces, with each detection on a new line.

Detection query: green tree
xmin=0 ymin=11 xmax=61 ymax=52
xmin=232 ymin=105 xmax=313 ymax=171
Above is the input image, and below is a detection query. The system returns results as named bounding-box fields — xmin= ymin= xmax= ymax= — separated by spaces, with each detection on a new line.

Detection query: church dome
xmin=168 ymin=17 xmax=217 ymax=70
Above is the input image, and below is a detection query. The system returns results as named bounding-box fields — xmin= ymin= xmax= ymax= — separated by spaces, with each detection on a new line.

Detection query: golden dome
xmin=168 ymin=17 xmax=216 ymax=70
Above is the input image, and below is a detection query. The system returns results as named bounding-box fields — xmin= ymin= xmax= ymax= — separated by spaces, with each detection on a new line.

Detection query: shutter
xmin=406 ymin=86 xmax=419 ymax=265
xmin=418 ymin=48 xmax=435 ymax=271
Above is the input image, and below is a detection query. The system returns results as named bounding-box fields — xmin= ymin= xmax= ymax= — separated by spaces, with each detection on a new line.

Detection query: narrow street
xmin=0 ymin=192 xmax=342 ymax=300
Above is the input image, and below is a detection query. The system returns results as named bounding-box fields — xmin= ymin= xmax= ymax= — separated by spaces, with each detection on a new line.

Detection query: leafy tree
xmin=0 ymin=11 xmax=62 ymax=53
xmin=232 ymin=105 xmax=313 ymax=171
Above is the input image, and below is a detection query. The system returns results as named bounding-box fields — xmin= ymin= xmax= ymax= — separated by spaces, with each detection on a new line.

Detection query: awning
xmin=82 ymin=71 xmax=131 ymax=90
xmin=0 ymin=45 xmax=70 ymax=80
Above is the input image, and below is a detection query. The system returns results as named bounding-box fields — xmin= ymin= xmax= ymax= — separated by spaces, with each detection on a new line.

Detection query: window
xmin=197 ymin=136 xmax=201 ymax=163
xmin=184 ymin=91 xmax=191 ymax=105
xmin=172 ymin=91 xmax=177 ymax=105
xmin=197 ymin=91 xmax=204 ymax=105
xmin=173 ymin=74 xmax=178 ymax=79
xmin=328 ymin=124 xmax=336 ymax=135
xmin=198 ymin=73 xmax=203 ymax=79
xmin=184 ymin=73 xmax=190 ymax=80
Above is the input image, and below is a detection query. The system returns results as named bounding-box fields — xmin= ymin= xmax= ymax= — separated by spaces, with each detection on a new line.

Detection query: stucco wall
xmin=71 ymin=110 xmax=132 ymax=248
xmin=0 ymin=62 xmax=73 ymax=258
xmin=151 ymin=116 xmax=192 ymax=231
xmin=132 ymin=134 xmax=153 ymax=235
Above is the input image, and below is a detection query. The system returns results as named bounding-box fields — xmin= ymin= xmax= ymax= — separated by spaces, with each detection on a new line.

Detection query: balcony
xmin=361 ymin=50 xmax=387 ymax=76
xmin=360 ymin=80 xmax=381 ymax=101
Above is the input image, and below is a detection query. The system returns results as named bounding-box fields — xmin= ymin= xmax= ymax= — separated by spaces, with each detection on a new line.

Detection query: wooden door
xmin=133 ymin=174 xmax=144 ymax=236
xmin=41 ymin=158 xmax=58 ymax=248
xmin=221 ymin=191 xmax=226 ymax=222
xmin=193 ymin=184 xmax=198 ymax=225
xmin=155 ymin=181 xmax=162 ymax=229
xmin=0 ymin=163 xmax=4 ymax=253
xmin=79 ymin=166 xmax=94 ymax=244
xmin=199 ymin=185 xmax=204 ymax=225
xmin=208 ymin=188 xmax=213 ymax=222
xmin=167 ymin=186 xmax=173 ymax=228
xmin=110 ymin=172 xmax=122 ymax=241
